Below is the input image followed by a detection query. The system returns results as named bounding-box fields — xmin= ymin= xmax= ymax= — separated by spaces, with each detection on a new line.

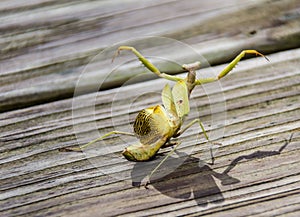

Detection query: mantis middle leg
xmin=59 ymin=131 xmax=135 ymax=152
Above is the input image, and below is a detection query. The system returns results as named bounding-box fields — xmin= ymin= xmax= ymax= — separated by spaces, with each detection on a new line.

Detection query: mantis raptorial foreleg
xmin=113 ymin=46 xmax=183 ymax=82
xmin=59 ymin=131 xmax=135 ymax=152
xmin=195 ymin=50 xmax=269 ymax=85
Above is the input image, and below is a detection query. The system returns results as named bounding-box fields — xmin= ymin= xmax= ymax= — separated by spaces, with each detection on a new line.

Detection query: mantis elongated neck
xmin=186 ymin=70 xmax=196 ymax=96
xmin=183 ymin=61 xmax=200 ymax=96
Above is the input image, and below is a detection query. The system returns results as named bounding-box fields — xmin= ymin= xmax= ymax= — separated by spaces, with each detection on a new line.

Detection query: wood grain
xmin=1 ymin=48 xmax=299 ymax=216
xmin=0 ymin=0 xmax=299 ymax=112
xmin=0 ymin=1 xmax=300 ymax=216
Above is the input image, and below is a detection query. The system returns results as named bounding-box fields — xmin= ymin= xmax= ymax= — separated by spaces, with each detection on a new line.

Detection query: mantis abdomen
xmin=122 ymin=135 xmax=169 ymax=161
xmin=122 ymin=105 xmax=180 ymax=161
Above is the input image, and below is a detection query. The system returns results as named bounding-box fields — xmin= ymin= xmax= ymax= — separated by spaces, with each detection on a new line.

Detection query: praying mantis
xmin=61 ymin=46 xmax=268 ymax=182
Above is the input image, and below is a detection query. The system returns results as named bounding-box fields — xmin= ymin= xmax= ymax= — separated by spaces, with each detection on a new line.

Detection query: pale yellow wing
xmin=162 ymin=83 xmax=177 ymax=117
xmin=171 ymin=80 xmax=189 ymax=118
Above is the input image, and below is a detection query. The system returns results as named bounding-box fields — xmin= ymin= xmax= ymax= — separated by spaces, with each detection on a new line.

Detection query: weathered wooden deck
xmin=1 ymin=1 xmax=300 ymax=216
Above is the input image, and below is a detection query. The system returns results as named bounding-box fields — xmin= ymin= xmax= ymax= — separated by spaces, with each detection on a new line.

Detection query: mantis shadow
xmin=130 ymin=134 xmax=293 ymax=207
xmin=131 ymin=152 xmax=238 ymax=207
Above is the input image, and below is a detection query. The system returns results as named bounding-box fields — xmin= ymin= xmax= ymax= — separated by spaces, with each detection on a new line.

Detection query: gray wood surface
xmin=0 ymin=0 xmax=300 ymax=216
xmin=1 ymin=0 xmax=299 ymax=112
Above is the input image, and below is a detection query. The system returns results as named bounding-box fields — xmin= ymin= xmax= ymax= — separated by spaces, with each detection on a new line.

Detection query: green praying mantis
xmin=61 ymin=46 xmax=268 ymax=182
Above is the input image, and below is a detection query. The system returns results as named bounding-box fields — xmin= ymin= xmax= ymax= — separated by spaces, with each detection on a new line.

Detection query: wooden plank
xmin=0 ymin=48 xmax=299 ymax=216
xmin=1 ymin=0 xmax=299 ymax=112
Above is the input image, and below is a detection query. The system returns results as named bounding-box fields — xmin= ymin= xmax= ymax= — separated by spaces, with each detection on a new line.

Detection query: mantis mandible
xmin=61 ymin=46 xmax=268 ymax=181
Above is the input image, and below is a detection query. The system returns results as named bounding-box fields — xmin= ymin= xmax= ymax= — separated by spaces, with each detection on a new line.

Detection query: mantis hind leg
xmin=176 ymin=118 xmax=219 ymax=165
xmin=146 ymin=118 xmax=218 ymax=186
xmin=145 ymin=141 xmax=182 ymax=187
xmin=59 ymin=131 xmax=135 ymax=152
